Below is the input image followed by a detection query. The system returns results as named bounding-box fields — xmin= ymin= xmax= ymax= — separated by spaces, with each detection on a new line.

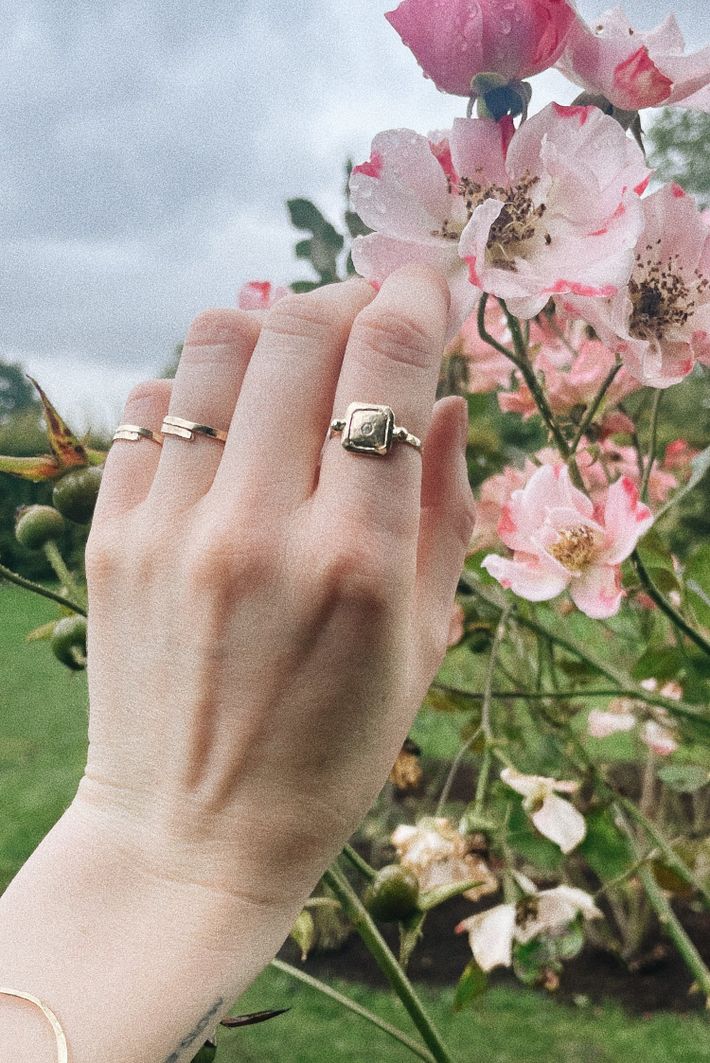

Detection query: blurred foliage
xmin=647 ymin=109 xmax=710 ymax=207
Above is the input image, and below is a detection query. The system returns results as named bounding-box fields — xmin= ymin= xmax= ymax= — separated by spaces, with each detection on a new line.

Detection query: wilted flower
xmin=237 ymin=281 xmax=290 ymax=310
xmin=641 ymin=720 xmax=679 ymax=757
xmin=456 ymin=885 xmax=601 ymax=971
xmin=557 ymin=8 xmax=710 ymax=112
xmin=350 ymin=104 xmax=649 ymax=333
xmin=392 ymin=817 xmax=498 ymax=902
xmin=386 ymin=0 xmax=576 ymax=96
xmin=563 ymin=184 xmax=710 ymax=387
xmin=482 ymin=464 xmax=653 ymax=619
xmin=500 ymin=768 xmax=587 ymax=852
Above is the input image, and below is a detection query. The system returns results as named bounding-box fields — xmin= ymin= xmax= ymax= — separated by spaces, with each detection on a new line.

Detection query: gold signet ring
xmin=161 ymin=416 xmax=228 ymax=444
xmin=328 ymin=403 xmax=421 ymax=456
xmin=113 ymin=424 xmax=164 ymax=445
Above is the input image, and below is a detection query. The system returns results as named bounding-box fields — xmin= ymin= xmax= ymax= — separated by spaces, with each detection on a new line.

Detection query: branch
xmin=570 ymin=360 xmax=623 ymax=453
xmin=0 ymin=561 xmax=87 ymax=617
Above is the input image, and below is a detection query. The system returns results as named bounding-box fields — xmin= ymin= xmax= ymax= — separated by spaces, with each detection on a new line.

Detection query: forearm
xmin=0 ymin=799 xmax=302 ymax=1063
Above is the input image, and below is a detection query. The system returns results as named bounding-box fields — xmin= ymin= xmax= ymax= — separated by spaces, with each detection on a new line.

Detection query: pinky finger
xmin=416 ymin=396 xmax=476 ymax=659
xmin=92 ymin=379 xmax=172 ymax=522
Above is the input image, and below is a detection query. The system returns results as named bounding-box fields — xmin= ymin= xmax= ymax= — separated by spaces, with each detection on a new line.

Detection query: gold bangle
xmin=0 ymin=988 xmax=68 ymax=1062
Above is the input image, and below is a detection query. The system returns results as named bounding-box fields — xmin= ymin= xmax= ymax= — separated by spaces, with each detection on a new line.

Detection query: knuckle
xmin=262 ymin=292 xmax=334 ymax=342
xmin=318 ymin=537 xmax=399 ymax=613
xmin=184 ymin=308 xmax=259 ymax=355
xmin=84 ymin=525 xmax=124 ymax=585
xmin=354 ymin=308 xmax=438 ymax=369
xmin=125 ymin=378 xmax=171 ymax=409
xmin=182 ymin=527 xmax=275 ymax=598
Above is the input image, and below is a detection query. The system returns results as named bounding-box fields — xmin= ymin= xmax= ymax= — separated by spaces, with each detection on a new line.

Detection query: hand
xmin=75 ymin=264 xmax=475 ymax=914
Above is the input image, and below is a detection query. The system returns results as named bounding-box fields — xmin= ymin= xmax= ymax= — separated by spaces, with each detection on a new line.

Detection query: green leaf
xmin=288 ymin=198 xmax=328 ymax=231
xmin=637 ymin=529 xmax=676 ymax=574
xmin=345 ymin=210 xmax=372 ymax=238
xmin=578 ymin=807 xmax=633 ymax=882
xmin=685 ymin=544 xmax=710 ymax=630
xmin=295 ymin=238 xmax=313 ymax=259
xmin=657 ymin=764 xmax=709 ymax=793
xmin=654 ymin=445 xmax=710 ymax=523
xmin=632 ymin=646 xmax=689 ymax=682
xmin=290 ymin=281 xmax=321 ymax=294
xmin=454 ymin=960 xmax=488 ymax=1011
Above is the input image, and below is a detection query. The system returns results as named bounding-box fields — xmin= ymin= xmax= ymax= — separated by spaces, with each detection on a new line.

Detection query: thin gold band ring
xmin=112 ymin=424 xmax=163 ymax=445
xmin=161 ymin=416 xmax=228 ymax=444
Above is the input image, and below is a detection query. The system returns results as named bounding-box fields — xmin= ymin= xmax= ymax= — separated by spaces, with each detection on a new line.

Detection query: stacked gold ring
xmin=113 ymin=424 xmax=163 ymax=445
xmin=161 ymin=416 xmax=228 ymax=444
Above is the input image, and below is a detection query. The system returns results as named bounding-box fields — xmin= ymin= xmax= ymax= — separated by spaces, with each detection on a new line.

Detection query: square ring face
xmin=342 ymin=403 xmax=395 ymax=455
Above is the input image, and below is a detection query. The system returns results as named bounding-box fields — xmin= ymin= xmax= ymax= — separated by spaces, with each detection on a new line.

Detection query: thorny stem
xmin=270 ymin=960 xmax=436 ymax=1063
xmin=641 ymin=389 xmax=663 ymax=503
xmin=0 ymin=560 xmax=87 ymax=617
xmin=633 ymin=550 xmax=710 ymax=658
xmin=618 ymin=796 xmax=710 ymax=908
xmin=570 ymin=360 xmax=623 ymax=453
xmin=432 ymin=681 xmax=684 ymax=704
xmin=323 ymin=864 xmax=455 ymax=1063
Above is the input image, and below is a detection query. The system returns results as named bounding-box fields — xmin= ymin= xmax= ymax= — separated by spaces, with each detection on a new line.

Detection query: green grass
xmin=1 ymin=584 xmax=708 ymax=1062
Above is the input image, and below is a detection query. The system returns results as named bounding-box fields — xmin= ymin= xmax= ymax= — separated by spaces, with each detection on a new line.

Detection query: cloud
xmin=1 ymin=0 xmax=707 ymax=428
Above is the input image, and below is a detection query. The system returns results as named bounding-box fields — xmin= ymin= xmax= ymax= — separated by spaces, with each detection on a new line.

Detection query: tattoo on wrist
xmin=163 ymin=998 xmax=224 ymax=1063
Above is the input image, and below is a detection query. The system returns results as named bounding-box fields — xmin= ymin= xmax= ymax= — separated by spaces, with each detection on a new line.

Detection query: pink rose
xmin=557 ymin=8 xmax=710 ymax=112
xmin=350 ymin=104 xmax=648 ymax=333
xmin=562 ymin=184 xmax=710 ymax=387
xmin=482 ymin=463 xmax=653 ymax=618
xmin=386 ymin=0 xmax=576 ymax=96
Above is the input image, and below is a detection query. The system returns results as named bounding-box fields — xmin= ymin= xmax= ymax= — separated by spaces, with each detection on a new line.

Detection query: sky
xmin=2 ymin=0 xmax=708 ymax=431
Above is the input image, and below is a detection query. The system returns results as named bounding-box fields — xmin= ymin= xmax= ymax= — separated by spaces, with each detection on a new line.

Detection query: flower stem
xmin=0 ymin=560 xmax=87 ymax=617
xmin=270 ymin=960 xmax=436 ymax=1062
xmin=323 ymin=864 xmax=455 ymax=1063
xmin=435 ymin=727 xmax=482 ymax=816
xmin=342 ymin=843 xmax=376 ymax=882
xmin=570 ymin=360 xmax=623 ymax=453
xmin=641 ymin=389 xmax=663 ymax=503
xmin=632 ymin=550 xmax=710 ymax=657
xmin=43 ymin=541 xmax=85 ymax=606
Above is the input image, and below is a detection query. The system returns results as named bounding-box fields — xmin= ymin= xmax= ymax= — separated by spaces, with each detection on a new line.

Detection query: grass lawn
xmin=1 ymin=583 xmax=708 ymax=1062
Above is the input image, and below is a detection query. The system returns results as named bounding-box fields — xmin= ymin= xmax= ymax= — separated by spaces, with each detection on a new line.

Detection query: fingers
xmin=416 ymin=396 xmax=476 ymax=657
xmin=148 ymin=309 xmax=262 ymax=508
xmin=316 ymin=264 xmax=451 ymax=542
xmin=211 ymin=279 xmax=375 ymax=509
xmin=94 ymin=379 xmax=173 ymax=520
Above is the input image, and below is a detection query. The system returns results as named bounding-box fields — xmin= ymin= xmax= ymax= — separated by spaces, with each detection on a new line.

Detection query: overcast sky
xmin=2 ymin=0 xmax=707 ymax=430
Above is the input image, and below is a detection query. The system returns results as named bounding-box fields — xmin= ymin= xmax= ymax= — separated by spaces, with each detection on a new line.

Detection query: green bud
xmin=53 ymin=466 xmax=102 ymax=524
xmin=15 ymin=505 xmax=65 ymax=550
xmin=51 ymin=615 xmax=88 ymax=671
xmin=364 ymin=865 xmax=420 ymax=923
